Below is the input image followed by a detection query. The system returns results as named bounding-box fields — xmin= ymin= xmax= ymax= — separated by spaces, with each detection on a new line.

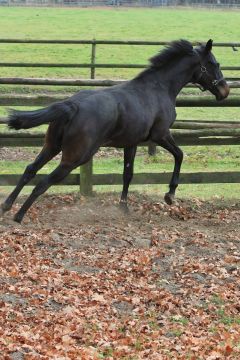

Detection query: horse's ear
xmin=205 ymin=39 xmax=213 ymax=53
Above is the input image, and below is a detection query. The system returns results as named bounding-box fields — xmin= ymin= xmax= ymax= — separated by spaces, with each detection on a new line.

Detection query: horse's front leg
xmin=119 ymin=146 xmax=137 ymax=211
xmin=157 ymin=133 xmax=183 ymax=205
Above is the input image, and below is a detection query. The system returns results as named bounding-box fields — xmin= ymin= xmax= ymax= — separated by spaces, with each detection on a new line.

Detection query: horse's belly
xmin=105 ymin=125 xmax=150 ymax=148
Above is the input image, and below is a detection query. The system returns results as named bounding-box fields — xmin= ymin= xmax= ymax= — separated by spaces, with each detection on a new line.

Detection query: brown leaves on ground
xmin=0 ymin=193 xmax=239 ymax=359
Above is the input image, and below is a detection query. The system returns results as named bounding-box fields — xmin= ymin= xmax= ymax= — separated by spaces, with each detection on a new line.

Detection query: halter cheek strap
xmin=193 ymin=65 xmax=209 ymax=91
xmin=192 ymin=50 xmax=224 ymax=91
xmin=196 ymin=66 xmax=224 ymax=92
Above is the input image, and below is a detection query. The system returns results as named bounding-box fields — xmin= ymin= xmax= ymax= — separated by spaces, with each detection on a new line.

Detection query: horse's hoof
xmin=164 ymin=193 xmax=175 ymax=206
xmin=0 ymin=206 xmax=4 ymax=217
xmin=13 ymin=213 xmax=23 ymax=224
xmin=0 ymin=202 xmax=11 ymax=215
xmin=119 ymin=201 xmax=129 ymax=214
xmin=0 ymin=204 xmax=7 ymax=217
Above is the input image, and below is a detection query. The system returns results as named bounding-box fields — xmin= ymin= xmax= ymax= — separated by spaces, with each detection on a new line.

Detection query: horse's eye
xmin=208 ymin=61 xmax=219 ymax=69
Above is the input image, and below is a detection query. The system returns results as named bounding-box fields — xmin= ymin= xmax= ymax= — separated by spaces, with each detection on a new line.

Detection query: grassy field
xmin=0 ymin=6 xmax=239 ymax=199
xmin=0 ymin=7 xmax=240 ymax=80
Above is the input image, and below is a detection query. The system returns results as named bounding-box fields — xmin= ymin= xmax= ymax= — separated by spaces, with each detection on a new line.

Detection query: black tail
xmin=8 ymin=101 xmax=78 ymax=130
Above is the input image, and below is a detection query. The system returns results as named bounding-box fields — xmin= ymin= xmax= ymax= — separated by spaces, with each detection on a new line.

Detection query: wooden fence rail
xmin=0 ymin=78 xmax=240 ymax=87
xmin=0 ymin=94 xmax=240 ymax=107
xmin=0 ymin=38 xmax=240 ymax=80
xmin=0 ymin=172 xmax=239 ymax=189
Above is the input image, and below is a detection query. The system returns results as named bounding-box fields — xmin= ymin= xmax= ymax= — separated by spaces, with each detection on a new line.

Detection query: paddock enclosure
xmin=0 ymin=33 xmax=240 ymax=358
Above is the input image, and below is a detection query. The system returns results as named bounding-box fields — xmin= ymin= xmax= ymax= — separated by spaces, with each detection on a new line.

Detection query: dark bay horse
xmin=1 ymin=39 xmax=229 ymax=223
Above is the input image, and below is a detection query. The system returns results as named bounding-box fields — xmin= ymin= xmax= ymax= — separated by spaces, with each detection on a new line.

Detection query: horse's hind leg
xmin=0 ymin=144 xmax=60 ymax=215
xmin=157 ymin=133 xmax=183 ymax=205
xmin=13 ymin=161 xmax=76 ymax=223
xmin=13 ymin=142 xmax=99 ymax=223
xmin=119 ymin=146 xmax=137 ymax=211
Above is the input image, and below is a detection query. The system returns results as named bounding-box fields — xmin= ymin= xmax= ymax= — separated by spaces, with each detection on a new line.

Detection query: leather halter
xmin=195 ymin=65 xmax=224 ymax=91
xmin=193 ymin=51 xmax=224 ymax=92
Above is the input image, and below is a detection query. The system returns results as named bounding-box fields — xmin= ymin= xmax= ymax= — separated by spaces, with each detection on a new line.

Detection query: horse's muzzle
xmin=215 ymin=80 xmax=230 ymax=101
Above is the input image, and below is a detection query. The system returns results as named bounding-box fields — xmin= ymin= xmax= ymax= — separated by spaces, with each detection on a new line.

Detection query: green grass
xmin=0 ymin=6 xmax=239 ymax=44
xmin=209 ymin=295 xmax=240 ymax=327
xmin=170 ymin=315 xmax=189 ymax=326
xmin=0 ymin=7 xmax=239 ymax=199
xmin=1 ymin=145 xmax=239 ymax=174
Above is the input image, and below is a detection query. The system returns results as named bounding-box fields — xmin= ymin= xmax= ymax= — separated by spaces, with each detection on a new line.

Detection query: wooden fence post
xmin=148 ymin=142 xmax=157 ymax=156
xmin=91 ymin=39 xmax=96 ymax=80
xmin=80 ymin=158 xmax=93 ymax=196
xmin=79 ymin=39 xmax=96 ymax=196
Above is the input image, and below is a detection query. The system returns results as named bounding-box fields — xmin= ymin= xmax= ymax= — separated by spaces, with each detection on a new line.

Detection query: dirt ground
xmin=0 ymin=192 xmax=239 ymax=359
xmin=0 ymin=192 xmax=239 ymax=250
xmin=0 ymin=146 xmax=126 ymax=162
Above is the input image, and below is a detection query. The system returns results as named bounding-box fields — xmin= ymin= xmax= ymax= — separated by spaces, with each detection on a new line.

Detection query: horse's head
xmin=193 ymin=39 xmax=230 ymax=101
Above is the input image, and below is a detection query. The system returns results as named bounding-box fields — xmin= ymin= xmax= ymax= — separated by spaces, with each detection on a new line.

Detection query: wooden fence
xmin=0 ymin=39 xmax=239 ymax=194
xmin=2 ymin=0 xmax=240 ymax=9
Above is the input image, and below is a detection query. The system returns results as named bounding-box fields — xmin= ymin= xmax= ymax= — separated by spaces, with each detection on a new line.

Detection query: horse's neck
xmin=156 ymin=60 xmax=195 ymax=99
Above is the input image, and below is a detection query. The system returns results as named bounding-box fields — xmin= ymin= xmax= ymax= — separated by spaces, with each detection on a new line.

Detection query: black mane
xmin=134 ymin=40 xmax=194 ymax=80
xmin=150 ymin=39 xmax=194 ymax=68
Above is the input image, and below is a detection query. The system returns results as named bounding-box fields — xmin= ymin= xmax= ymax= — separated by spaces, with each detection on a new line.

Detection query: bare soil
xmin=1 ymin=192 xmax=239 ymax=249
xmin=0 ymin=146 xmax=128 ymax=161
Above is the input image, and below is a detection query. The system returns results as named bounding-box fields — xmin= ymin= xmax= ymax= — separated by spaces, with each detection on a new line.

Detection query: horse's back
xmin=68 ymin=83 xmax=158 ymax=148
xmin=61 ymin=82 xmax=163 ymax=150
